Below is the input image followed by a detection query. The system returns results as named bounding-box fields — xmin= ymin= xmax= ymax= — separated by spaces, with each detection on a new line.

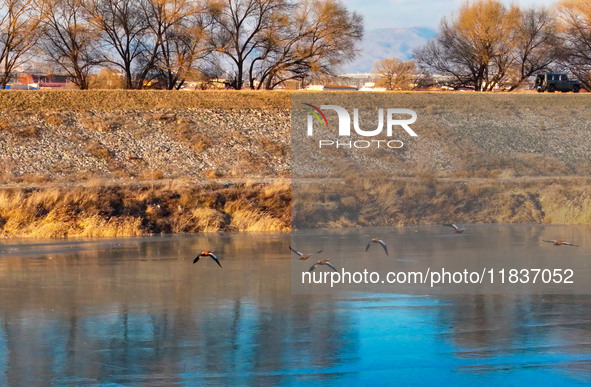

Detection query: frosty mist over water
xmin=0 ymin=231 xmax=591 ymax=385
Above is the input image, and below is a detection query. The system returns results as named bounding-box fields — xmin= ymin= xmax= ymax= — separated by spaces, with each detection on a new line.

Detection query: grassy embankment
xmin=0 ymin=90 xmax=291 ymax=237
xmin=293 ymin=175 xmax=591 ymax=229
xmin=0 ymin=181 xmax=290 ymax=238
xmin=1 ymin=91 xmax=591 ymax=238
xmin=292 ymin=92 xmax=591 ymax=229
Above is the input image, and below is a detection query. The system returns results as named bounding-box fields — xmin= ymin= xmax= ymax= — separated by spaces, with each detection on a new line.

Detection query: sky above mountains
xmin=342 ymin=0 xmax=559 ymax=29
xmin=338 ymin=0 xmax=560 ymax=73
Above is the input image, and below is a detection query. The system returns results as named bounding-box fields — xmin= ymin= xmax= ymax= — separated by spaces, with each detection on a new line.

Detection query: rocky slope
xmin=0 ymin=108 xmax=290 ymax=182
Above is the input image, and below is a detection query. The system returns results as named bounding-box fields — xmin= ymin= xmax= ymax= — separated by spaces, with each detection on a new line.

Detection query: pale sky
xmin=342 ymin=0 xmax=559 ymax=30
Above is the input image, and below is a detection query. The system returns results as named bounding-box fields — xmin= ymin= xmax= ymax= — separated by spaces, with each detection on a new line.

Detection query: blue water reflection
xmin=0 ymin=230 xmax=589 ymax=385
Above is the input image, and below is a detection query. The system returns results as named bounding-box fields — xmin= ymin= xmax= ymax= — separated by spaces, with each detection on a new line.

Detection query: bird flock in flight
xmin=192 ymin=224 xmax=579 ymax=269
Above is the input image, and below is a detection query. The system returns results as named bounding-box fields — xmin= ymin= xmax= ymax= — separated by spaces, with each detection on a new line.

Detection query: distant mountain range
xmin=338 ymin=27 xmax=437 ymax=74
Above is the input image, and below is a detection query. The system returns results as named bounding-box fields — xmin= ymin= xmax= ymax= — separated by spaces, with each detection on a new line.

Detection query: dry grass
xmin=79 ymin=114 xmax=124 ymax=132
xmin=85 ymin=141 xmax=113 ymax=160
xmin=0 ymin=90 xmax=293 ymax=111
xmin=0 ymin=181 xmax=290 ymax=238
xmin=170 ymin=116 xmax=213 ymax=152
xmin=540 ymin=186 xmax=591 ymax=224
xmin=292 ymin=177 xmax=591 ymax=229
xmin=16 ymin=174 xmax=53 ymax=184
xmin=138 ymin=170 xmax=166 ymax=180
xmin=0 ymin=177 xmax=589 ymax=238
xmin=42 ymin=112 xmax=66 ymax=127
xmin=259 ymin=137 xmax=288 ymax=158
xmin=0 ymin=116 xmax=41 ymax=138
xmin=204 ymin=169 xmax=224 ymax=179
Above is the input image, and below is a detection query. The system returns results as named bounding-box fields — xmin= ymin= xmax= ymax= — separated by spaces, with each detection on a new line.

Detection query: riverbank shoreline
xmin=1 ymin=175 xmax=590 ymax=238
xmin=0 ymin=181 xmax=290 ymax=238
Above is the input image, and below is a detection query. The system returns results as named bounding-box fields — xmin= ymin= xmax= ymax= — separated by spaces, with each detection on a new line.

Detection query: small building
xmin=17 ymin=73 xmax=74 ymax=89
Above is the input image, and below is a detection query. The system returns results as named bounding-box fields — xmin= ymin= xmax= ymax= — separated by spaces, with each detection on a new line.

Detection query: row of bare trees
xmin=0 ymin=0 xmax=362 ymax=89
xmin=414 ymin=0 xmax=591 ymax=91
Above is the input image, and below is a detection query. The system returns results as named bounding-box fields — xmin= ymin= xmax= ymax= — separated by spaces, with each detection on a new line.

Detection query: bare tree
xmin=39 ymin=0 xmax=103 ymax=89
xmin=416 ymin=1 xmax=559 ymax=91
xmin=207 ymin=0 xmax=289 ymax=90
xmin=143 ymin=0 xmax=210 ymax=90
xmin=507 ymin=7 xmax=557 ymax=90
xmin=249 ymin=0 xmax=363 ymax=89
xmin=0 ymin=0 xmax=43 ymax=88
xmin=85 ymin=0 xmax=154 ymax=89
xmin=373 ymin=57 xmax=415 ymax=90
xmin=558 ymin=0 xmax=591 ymax=89
xmin=12 ymin=0 xmax=361 ymax=90
xmin=415 ymin=0 xmax=521 ymax=91
xmin=157 ymin=20 xmax=211 ymax=89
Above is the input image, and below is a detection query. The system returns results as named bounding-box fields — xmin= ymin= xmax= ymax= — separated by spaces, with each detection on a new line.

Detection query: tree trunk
xmin=236 ymin=61 xmax=244 ymax=89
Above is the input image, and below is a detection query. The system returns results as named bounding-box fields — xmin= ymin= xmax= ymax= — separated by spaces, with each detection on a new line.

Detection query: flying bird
xmin=542 ymin=240 xmax=578 ymax=247
xmin=366 ymin=238 xmax=388 ymax=255
xmin=193 ymin=250 xmax=222 ymax=267
xmin=309 ymin=259 xmax=338 ymax=272
xmin=289 ymin=246 xmax=323 ymax=260
xmin=444 ymin=224 xmax=465 ymax=233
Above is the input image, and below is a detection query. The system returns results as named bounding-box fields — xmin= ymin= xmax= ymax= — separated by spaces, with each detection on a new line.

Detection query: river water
xmin=0 ymin=226 xmax=590 ymax=385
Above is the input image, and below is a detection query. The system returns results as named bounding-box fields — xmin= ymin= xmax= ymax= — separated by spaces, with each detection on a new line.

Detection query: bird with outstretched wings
xmin=365 ymin=238 xmax=388 ymax=255
xmin=193 ymin=250 xmax=222 ymax=267
xmin=309 ymin=259 xmax=338 ymax=272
